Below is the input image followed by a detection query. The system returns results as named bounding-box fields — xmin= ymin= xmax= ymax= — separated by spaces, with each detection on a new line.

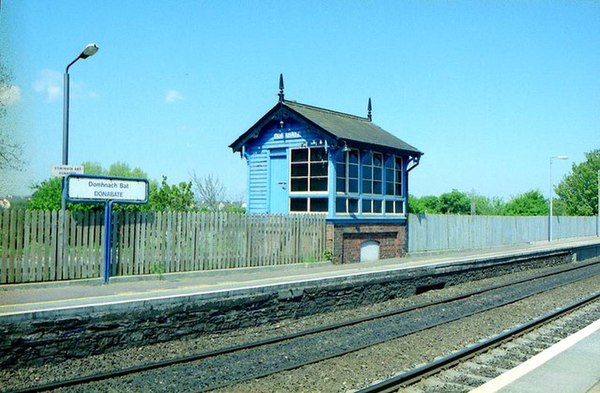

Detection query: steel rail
xmin=357 ymin=291 xmax=600 ymax=393
xmin=10 ymin=259 xmax=599 ymax=393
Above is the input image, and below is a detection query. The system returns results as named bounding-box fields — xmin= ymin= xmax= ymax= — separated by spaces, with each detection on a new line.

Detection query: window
xmin=291 ymin=197 xmax=329 ymax=212
xmin=385 ymin=156 xmax=403 ymax=196
xmin=335 ymin=149 xmax=404 ymax=215
xmin=291 ymin=147 xmax=328 ymax=193
xmin=362 ymin=152 xmax=383 ymax=195
xmin=289 ymin=147 xmax=328 ymax=213
xmin=363 ymin=199 xmax=382 ymax=214
xmin=336 ymin=197 xmax=358 ymax=213
xmin=336 ymin=149 xmax=359 ymax=195
xmin=385 ymin=200 xmax=404 ymax=214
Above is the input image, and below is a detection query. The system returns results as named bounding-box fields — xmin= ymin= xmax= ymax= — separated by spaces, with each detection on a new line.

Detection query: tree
xmin=409 ymin=195 xmax=441 ymax=214
xmin=504 ymin=190 xmax=548 ymax=216
xmin=106 ymin=162 xmax=146 ymax=178
xmin=555 ymin=149 xmax=600 ymax=216
xmin=439 ymin=189 xmax=471 ymax=214
xmin=0 ymin=58 xmax=24 ymax=171
xmin=192 ymin=172 xmax=226 ymax=211
xmin=28 ymin=177 xmax=62 ymax=210
xmin=147 ymin=176 xmax=196 ymax=212
xmin=468 ymin=192 xmax=505 ymax=216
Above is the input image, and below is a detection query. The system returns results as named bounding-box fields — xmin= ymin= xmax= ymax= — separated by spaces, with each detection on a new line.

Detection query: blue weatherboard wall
xmin=244 ymin=117 xmax=333 ymax=213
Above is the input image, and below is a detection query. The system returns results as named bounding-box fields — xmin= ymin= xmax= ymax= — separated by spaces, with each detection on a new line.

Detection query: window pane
xmin=336 ymin=178 xmax=346 ymax=193
xmin=395 ymin=183 xmax=402 ymax=196
xmin=373 ymin=181 xmax=382 ymax=195
xmin=311 ymin=178 xmax=327 ymax=191
xmin=373 ymin=153 xmax=382 ymax=167
xmin=348 ymin=198 xmax=358 ymax=213
xmin=336 ymin=198 xmax=347 ymax=213
xmin=311 ymin=147 xmax=327 ymax=162
xmin=291 ymin=163 xmax=308 ymax=176
xmin=395 ymin=157 xmax=402 ymax=169
xmin=385 ymin=156 xmax=394 ymax=169
xmin=362 ymin=166 xmax=372 ymax=180
xmin=395 ymin=200 xmax=404 ymax=214
xmin=310 ymin=198 xmax=328 ymax=212
xmin=349 ymin=150 xmax=359 ymax=164
xmin=348 ymin=179 xmax=358 ymax=193
xmin=385 ymin=182 xmax=394 ymax=195
xmin=335 ymin=162 xmax=345 ymax=175
xmin=311 ymin=162 xmax=328 ymax=176
xmin=362 ymin=180 xmax=372 ymax=194
xmin=373 ymin=167 xmax=382 ymax=180
xmin=291 ymin=178 xmax=308 ymax=192
xmin=291 ymin=148 xmax=308 ymax=162
xmin=362 ymin=199 xmax=372 ymax=213
xmin=373 ymin=200 xmax=382 ymax=213
xmin=386 ymin=169 xmax=394 ymax=181
xmin=363 ymin=152 xmax=372 ymax=165
xmin=348 ymin=164 xmax=358 ymax=178
xmin=385 ymin=200 xmax=394 ymax=213
xmin=290 ymin=198 xmax=307 ymax=212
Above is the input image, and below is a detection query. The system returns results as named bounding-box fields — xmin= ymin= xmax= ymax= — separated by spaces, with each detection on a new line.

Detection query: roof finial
xmin=367 ymin=97 xmax=372 ymax=122
xmin=278 ymin=73 xmax=285 ymax=102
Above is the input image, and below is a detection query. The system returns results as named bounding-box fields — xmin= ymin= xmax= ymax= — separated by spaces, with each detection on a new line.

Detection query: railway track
xmin=357 ymin=293 xmax=600 ymax=393
xmin=7 ymin=260 xmax=600 ymax=393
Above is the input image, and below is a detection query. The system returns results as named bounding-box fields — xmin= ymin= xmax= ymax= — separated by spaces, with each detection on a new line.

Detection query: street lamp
xmin=61 ymin=43 xmax=99 ymax=212
xmin=63 ymin=43 xmax=99 ymax=168
xmin=549 ymin=155 xmax=568 ymax=242
xmin=61 ymin=43 xmax=99 ymax=265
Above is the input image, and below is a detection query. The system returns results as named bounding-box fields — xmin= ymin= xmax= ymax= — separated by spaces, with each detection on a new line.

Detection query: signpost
xmin=66 ymin=174 xmax=149 ymax=283
xmin=51 ymin=164 xmax=84 ymax=177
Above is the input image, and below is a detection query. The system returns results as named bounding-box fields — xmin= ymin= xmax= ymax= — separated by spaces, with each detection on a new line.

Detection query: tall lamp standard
xmin=61 ymin=43 xmax=99 ymax=263
xmin=61 ymin=43 xmax=99 ymax=213
xmin=549 ymin=155 xmax=568 ymax=242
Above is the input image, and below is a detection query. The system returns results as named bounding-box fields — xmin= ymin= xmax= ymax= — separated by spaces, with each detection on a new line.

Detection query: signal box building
xmin=230 ymin=76 xmax=423 ymax=263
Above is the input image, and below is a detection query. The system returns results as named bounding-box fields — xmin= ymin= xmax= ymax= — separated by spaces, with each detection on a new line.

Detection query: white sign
xmin=52 ymin=164 xmax=84 ymax=177
xmin=67 ymin=175 xmax=148 ymax=203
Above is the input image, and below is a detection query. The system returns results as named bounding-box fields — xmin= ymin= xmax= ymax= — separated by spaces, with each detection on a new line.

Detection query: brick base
xmin=326 ymin=221 xmax=407 ymax=264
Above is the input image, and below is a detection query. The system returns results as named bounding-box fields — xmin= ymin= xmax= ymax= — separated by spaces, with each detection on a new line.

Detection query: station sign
xmin=67 ymin=174 xmax=148 ymax=203
xmin=52 ymin=164 xmax=84 ymax=177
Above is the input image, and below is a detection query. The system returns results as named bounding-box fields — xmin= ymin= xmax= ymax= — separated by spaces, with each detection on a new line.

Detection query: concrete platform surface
xmin=0 ymin=237 xmax=598 ymax=317
xmin=472 ymin=318 xmax=600 ymax=393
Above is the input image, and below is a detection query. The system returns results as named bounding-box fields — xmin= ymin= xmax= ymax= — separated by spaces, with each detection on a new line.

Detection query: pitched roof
xmin=230 ymin=100 xmax=422 ymax=156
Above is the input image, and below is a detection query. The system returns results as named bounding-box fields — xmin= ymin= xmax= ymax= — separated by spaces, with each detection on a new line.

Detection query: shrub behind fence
xmin=0 ymin=210 xmax=326 ymax=284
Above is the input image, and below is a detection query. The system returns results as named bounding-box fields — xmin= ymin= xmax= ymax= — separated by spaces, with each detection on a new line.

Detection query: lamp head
xmin=80 ymin=43 xmax=99 ymax=59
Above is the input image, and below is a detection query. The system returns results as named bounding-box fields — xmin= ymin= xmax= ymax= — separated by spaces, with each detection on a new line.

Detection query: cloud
xmin=33 ymin=69 xmax=62 ymax=102
xmin=165 ymin=89 xmax=183 ymax=103
xmin=0 ymin=84 xmax=21 ymax=105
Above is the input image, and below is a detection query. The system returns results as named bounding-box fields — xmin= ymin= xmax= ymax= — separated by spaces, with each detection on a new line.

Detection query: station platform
xmin=472 ymin=318 xmax=600 ymax=393
xmin=1 ymin=237 xmax=598 ymax=318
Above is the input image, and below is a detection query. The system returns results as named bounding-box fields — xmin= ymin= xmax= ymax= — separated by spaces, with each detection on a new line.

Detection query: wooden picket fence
xmin=0 ymin=210 xmax=327 ymax=284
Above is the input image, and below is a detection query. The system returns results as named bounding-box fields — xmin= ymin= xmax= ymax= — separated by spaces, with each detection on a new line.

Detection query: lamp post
xmin=61 ymin=43 xmax=99 ymax=262
xmin=549 ymin=155 xmax=568 ymax=242
xmin=61 ymin=43 xmax=98 ymax=210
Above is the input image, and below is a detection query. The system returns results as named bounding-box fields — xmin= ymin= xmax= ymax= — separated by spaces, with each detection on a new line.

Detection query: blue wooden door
xmin=269 ymin=152 xmax=288 ymax=213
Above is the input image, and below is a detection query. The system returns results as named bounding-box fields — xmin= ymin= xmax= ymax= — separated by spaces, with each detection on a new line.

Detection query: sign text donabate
xmin=67 ymin=175 xmax=148 ymax=203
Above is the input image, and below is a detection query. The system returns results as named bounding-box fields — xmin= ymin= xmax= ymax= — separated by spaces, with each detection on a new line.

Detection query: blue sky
xmin=1 ymin=1 xmax=599 ymax=201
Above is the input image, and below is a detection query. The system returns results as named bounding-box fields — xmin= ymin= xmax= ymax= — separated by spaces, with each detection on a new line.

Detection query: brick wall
xmin=326 ymin=221 xmax=407 ymax=263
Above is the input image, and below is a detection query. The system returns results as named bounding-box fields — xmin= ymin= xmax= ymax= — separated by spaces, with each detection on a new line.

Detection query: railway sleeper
xmin=459 ymin=361 xmax=506 ymax=378
xmin=416 ymin=376 xmax=473 ymax=393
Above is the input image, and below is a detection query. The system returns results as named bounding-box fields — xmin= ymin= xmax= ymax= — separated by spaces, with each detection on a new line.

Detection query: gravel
xmin=1 ymin=261 xmax=599 ymax=393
